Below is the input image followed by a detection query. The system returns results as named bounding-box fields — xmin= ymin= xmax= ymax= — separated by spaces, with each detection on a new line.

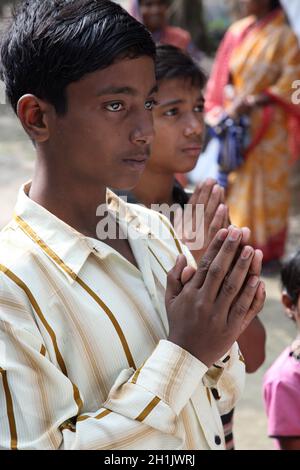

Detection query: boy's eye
xmin=145 ymin=99 xmax=157 ymax=110
xmin=105 ymin=102 xmax=124 ymax=112
xmin=194 ymin=105 xmax=204 ymax=113
xmin=164 ymin=108 xmax=178 ymax=117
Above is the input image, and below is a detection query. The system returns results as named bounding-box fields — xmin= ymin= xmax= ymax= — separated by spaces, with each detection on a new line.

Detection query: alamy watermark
xmin=291 ymin=80 xmax=300 ymax=104
xmin=96 ymin=198 xmax=205 ymax=251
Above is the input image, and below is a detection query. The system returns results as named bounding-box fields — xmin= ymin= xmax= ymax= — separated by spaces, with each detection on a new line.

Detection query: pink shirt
xmin=263 ymin=347 xmax=300 ymax=449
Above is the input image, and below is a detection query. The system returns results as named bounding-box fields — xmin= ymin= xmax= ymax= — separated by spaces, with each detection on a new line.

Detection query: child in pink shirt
xmin=263 ymin=250 xmax=300 ymax=450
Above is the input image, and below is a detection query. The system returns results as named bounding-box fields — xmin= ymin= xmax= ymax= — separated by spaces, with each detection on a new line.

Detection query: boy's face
xmin=149 ymin=78 xmax=204 ymax=174
xmin=140 ymin=0 xmax=168 ymax=32
xmin=49 ymin=56 xmax=157 ymax=190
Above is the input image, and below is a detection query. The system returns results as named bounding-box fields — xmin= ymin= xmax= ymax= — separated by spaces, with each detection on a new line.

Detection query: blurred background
xmin=0 ymin=0 xmax=300 ymax=450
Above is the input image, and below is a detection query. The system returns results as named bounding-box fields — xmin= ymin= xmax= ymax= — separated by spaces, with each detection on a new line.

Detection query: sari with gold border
xmin=206 ymin=9 xmax=300 ymax=262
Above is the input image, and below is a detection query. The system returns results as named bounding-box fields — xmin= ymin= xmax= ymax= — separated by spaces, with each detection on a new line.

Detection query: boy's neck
xmin=131 ymin=166 xmax=175 ymax=208
xmin=29 ymin=161 xmax=107 ymax=239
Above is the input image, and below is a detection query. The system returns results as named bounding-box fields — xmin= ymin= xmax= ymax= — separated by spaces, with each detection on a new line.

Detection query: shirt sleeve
xmin=264 ymin=377 xmax=300 ymax=438
xmin=0 ymin=273 xmax=208 ymax=450
xmin=201 ymin=342 xmax=245 ymax=416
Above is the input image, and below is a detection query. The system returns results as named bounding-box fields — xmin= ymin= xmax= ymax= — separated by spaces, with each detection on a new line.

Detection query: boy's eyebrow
xmin=149 ymin=84 xmax=159 ymax=96
xmin=159 ymin=96 xmax=205 ymax=107
xmin=97 ymin=84 xmax=158 ymax=97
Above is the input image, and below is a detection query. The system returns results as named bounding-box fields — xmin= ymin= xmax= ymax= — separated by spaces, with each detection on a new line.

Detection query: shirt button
xmin=215 ymin=435 xmax=221 ymax=445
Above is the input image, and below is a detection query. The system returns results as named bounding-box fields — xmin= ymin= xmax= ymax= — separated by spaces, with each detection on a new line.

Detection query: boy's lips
xmin=181 ymin=145 xmax=202 ymax=156
xmin=123 ymin=154 xmax=149 ymax=162
xmin=122 ymin=154 xmax=149 ymax=170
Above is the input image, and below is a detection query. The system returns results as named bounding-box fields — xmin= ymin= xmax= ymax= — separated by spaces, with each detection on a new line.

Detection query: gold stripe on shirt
xmin=131 ymin=360 xmax=146 ymax=385
xmin=158 ymin=214 xmax=183 ymax=255
xmin=14 ymin=215 xmax=77 ymax=280
xmin=76 ymin=276 xmax=135 ymax=369
xmin=164 ymin=349 xmax=186 ymax=404
xmin=40 ymin=344 xmax=47 ymax=356
xmin=148 ymin=246 xmax=168 ymax=275
xmin=103 ymin=426 xmax=156 ymax=451
xmin=239 ymin=352 xmax=245 ymax=365
xmin=136 ymin=396 xmax=161 ymax=422
xmin=0 ymin=264 xmax=68 ymax=375
xmin=77 ymin=409 xmax=112 ymax=423
xmin=72 ymin=383 xmax=83 ymax=413
xmin=0 ymin=264 xmax=83 ymax=416
xmin=7 ymin=324 xmax=61 ymax=449
xmin=33 ymin=255 xmax=109 ymax=399
xmin=206 ymin=388 xmax=212 ymax=406
xmin=60 ymin=421 xmax=76 ymax=433
xmin=0 ymin=368 xmax=18 ymax=450
xmin=95 ymin=257 xmax=161 ymax=347
xmin=95 ymin=409 xmax=112 ymax=420
xmin=181 ymin=407 xmax=195 ymax=449
xmin=14 ymin=215 xmax=136 ymax=370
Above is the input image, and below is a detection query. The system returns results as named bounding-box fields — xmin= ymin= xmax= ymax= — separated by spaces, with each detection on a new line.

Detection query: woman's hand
xmin=228 ymin=93 xmax=271 ymax=118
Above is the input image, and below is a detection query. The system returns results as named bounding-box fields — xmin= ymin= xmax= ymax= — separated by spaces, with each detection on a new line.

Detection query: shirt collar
xmin=13 ymin=182 xmax=151 ymax=283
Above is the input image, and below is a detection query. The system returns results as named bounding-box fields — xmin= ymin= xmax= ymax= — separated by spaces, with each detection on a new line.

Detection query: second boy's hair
xmin=281 ymin=250 xmax=300 ymax=305
xmin=271 ymin=0 xmax=281 ymax=10
xmin=155 ymin=44 xmax=206 ymax=88
xmin=138 ymin=0 xmax=169 ymax=5
xmin=0 ymin=0 xmax=155 ymax=115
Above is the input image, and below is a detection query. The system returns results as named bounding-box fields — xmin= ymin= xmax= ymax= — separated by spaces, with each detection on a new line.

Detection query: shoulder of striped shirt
xmin=0 ymin=221 xmax=33 ymax=268
xmin=0 ymin=206 xmax=186 ymax=275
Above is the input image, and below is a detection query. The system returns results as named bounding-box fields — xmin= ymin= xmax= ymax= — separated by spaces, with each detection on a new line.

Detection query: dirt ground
xmin=0 ymin=104 xmax=300 ymax=450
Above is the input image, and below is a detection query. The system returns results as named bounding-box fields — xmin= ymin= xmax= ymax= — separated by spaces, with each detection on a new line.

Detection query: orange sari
xmin=206 ymin=10 xmax=300 ymax=262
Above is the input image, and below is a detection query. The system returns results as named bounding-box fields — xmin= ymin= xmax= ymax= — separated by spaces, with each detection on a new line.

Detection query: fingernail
xmin=218 ymin=229 xmax=228 ymax=241
xmin=248 ymin=276 xmax=259 ymax=287
xmin=212 ymin=185 xmax=220 ymax=194
xmin=229 ymin=228 xmax=241 ymax=241
xmin=241 ymin=246 xmax=253 ymax=259
xmin=217 ymin=204 xmax=225 ymax=214
xmin=205 ymin=178 xmax=216 ymax=187
xmin=242 ymin=227 xmax=251 ymax=236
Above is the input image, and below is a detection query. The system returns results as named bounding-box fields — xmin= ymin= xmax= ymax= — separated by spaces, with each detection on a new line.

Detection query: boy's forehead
xmin=68 ymin=56 xmax=156 ymax=95
xmin=157 ymin=78 xmax=204 ymax=99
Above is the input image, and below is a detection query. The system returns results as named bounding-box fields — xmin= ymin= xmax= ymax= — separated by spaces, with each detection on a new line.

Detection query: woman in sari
xmin=205 ymin=0 xmax=300 ymax=268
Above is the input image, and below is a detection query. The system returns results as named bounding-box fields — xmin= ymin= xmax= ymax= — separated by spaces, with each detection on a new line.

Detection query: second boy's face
xmin=149 ymin=78 xmax=205 ymax=174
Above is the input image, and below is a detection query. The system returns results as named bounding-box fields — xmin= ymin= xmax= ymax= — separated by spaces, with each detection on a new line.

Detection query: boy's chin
xmin=110 ymin=176 xmax=142 ymax=192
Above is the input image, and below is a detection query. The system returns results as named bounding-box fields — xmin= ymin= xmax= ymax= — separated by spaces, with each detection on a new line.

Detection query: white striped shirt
xmin=0 ymin=182 xmax=245 ymax=450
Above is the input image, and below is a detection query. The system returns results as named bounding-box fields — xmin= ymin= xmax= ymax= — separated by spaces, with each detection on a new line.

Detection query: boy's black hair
xmin=0 ymin=0 xmax=155 ymax=114
xmin=155 ymin=44 xmax=206 ymax=89
xmin=281 ymin=250 xmax=300 ymax=305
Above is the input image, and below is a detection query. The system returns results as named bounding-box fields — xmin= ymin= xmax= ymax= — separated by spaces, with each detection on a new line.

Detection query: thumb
xmin=181 ymin=266 xmax=197 ymax=285
xmin=166 ymin=255 xmax=187 ymax=304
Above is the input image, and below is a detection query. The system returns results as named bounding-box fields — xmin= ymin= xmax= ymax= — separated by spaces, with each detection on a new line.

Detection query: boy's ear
xmin=282 ymin=293 xmax=295 ymax=320
xmin=17 ymin=94 xmax=52 ymax=143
